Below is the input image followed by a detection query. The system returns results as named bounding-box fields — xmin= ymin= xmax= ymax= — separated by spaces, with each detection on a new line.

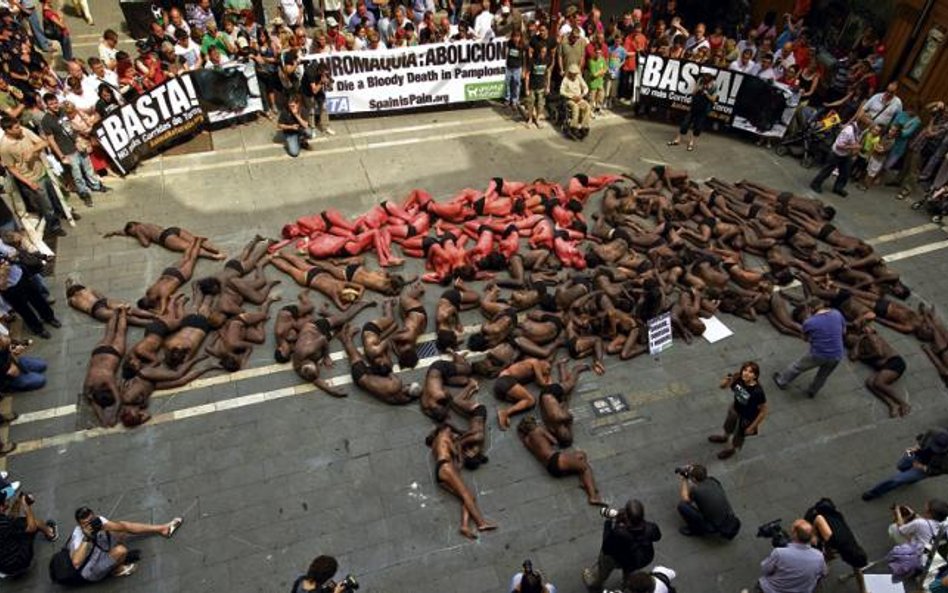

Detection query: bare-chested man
xmin=517 ymin=415 xmax=605 ymax=506
xmin=83 ymin=307 xmax=129 ymax=427
xmin=493 ymin=357 xmax=552 ymax=430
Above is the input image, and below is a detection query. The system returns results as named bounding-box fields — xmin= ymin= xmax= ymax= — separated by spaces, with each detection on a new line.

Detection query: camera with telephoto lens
xmin=325 ymin=575 xmax=358 ymax=593
xmin=599 ymin=506 xmax=619 ymax=519
xmin=89 ymin=517 xmax=103 ymax=534
xmin=674 ymin=464 xmax=693 ymax=479
xmin=757 ymin=518 xmax=790 ymax=548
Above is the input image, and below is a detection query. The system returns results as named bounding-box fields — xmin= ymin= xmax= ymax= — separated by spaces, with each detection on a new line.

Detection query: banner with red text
xmin=303 ymin=39 xmax=509 ymax=114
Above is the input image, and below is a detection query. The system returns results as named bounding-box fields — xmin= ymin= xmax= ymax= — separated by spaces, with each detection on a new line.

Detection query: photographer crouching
xmin=756 ymin=519 xmax=827 ymax=593
xmin=291 ymin=555 xmax=358 ymax=593
xmin=675 ymin=464 xmax=741 ymax=539
xmin=582 ymin=499 xmax=661 ymax=591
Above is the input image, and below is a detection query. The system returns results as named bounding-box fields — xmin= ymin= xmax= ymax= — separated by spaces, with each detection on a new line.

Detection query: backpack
xmin=652 ymin=571 xmax=677 ymax=593
xmin=49 ymin=531 xmax=111 ymax=586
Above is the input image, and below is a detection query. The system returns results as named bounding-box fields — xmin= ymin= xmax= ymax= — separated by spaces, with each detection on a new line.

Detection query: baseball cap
xmin=568 ymin=64 xmax=580 ymax=74
xmin=326 ymin=16 xmax=338 ymax=27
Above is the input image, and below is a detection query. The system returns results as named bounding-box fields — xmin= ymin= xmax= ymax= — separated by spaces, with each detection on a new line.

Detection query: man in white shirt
xmin=173 ymin=29 xmax=203 ymax=71
xmin=473 ymin=1 xmax=494 ymax=42
xmin=859 ymin=81 xmax=903 ymax=127
xmin=756 ymin=53 xmax=777 ymax=81
xmin=810 ymin=113 xmax=870 ymax=197
xmin=685 ymin=22 xmax=709 ymax=53
xmin=98 ymin=29 xmax=119 ymax=70
xmin=82 ymin=58 xmax=120 ymax=97
xmin=774 ymin=41 xmax=796 ymax=78
xmin=729 ymin=48 xmax=758 ymax=74
xmin=889 ymin=499 xmax=948 ymax=549
xmin=736 ymin=29 xmax=758 ymax=60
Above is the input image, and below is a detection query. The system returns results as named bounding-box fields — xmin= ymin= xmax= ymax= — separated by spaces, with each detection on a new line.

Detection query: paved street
xmin=2 ymin=4 xmax=948 ymax=593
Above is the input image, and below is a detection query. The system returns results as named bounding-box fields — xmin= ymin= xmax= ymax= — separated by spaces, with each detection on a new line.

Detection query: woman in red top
xmin=115 ymin=51 xmax=144 ymax=96
xmin=41 ymin=0 xmax=73 ymax=61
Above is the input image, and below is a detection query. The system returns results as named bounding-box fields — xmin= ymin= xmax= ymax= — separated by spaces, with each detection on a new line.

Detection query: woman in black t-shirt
xmin=708 ymin=361 xmax=767 ymax=459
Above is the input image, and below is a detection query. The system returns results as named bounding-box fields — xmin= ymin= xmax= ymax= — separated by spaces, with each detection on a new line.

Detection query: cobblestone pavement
xmin=2 ymin=4 xmax=948 ymax=593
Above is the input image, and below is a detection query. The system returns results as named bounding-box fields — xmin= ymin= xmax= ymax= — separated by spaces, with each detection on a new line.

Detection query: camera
xmin=89 ymin=517 xmax=103 ymax=533
xmin=326 ymin=575 xmax=359 ymax=592
xmin=757 ymin=518 xmax=790 ymax=548
xmin=599 ymin=507 xmax=619 ymax=519
xmin=674 ymin=465 xmax=693 ymax=479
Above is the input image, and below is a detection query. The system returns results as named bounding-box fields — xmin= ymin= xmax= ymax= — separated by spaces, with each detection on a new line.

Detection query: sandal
xmin=666 ymin=140 xmax=680 ymax=146
xmin=687 ymin=144 xmax=695 ymax=151
xmin=115 ymin=563 xmax=137 ymax=577
xmin=165 ymin=517 xmax=183 ymax=538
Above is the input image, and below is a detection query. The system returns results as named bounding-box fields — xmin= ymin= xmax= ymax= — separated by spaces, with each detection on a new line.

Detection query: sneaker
xmin=809 ymin=181 xmax=822 ymax=193
xmin=832 ymin=188 xmax=849 ymax=198
xmin=71 ymin=211 xmax=82 ymax=221
xmin=79 ymin=193 xmax=93 ymax=207
xmin=34 ymin=329 xmax=52 ymax=339
xmin=707 ymin=434 xmax=728 ymax=444
xmin=115 ymin=563 xmax=137 ymax=577
xmin=861 ymin=491 xmax=877 ymax=501
xmin=47 ymin=318 xmax=62 ymax=329
xmin=717 ymin=448 xmax=736 ymax=460
xmin=772 ymin=372 xmax=786 ymax=390
xmin=95 ymin=185 xmax=113 ymax=193
xmin=323 ymin=127 xmax=336 ymax=136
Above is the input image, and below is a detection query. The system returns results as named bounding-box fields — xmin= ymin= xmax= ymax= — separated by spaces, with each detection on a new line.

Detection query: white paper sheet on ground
xmin=701 ymin=315 xmax=733 ymax=344
xmin=862 ymin=574 xmax=905 ymax=593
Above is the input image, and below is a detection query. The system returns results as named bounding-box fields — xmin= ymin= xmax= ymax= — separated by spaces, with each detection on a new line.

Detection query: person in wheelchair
xmin=560 ymin=64 xmax=591 ymax=140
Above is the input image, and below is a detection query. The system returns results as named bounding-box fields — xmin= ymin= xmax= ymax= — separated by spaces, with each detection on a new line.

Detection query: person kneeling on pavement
xmin=0 ymin=491 xmax=58 ymax=578
xmin=582 ymin=499 xmax=661 ymax=590
xmin=561 ymin=64 xmax=591 ymax=140
xmin=55 ymin=507 xmax=183 ymax=584
xmin=676 ymin=463 xmax=741 ymax=539
xmin=803 ymin=498 xmax=868 ymax=571
xmin=278 ymin=93 xmax=312 ymax=157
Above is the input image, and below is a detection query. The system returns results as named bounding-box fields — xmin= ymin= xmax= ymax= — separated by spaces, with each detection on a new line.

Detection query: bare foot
xmin=887 ymin=404 xmax=900 ymax=418
xmin=496 ymin=409 xmax=509 ymax=430
xmin=459 ymin=525 xmax=478 ymax=540
xmin=587 ymin=496 xmax=606 ymax=506
xmin=899 ymin=403 xmax=912 ymax=417
xmin=477 ymin=520 xmax=497 ymax=532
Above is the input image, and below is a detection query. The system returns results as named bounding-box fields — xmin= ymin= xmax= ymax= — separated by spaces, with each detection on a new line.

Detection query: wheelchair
xmin=545 ymin=93 xmax=589 ymax=141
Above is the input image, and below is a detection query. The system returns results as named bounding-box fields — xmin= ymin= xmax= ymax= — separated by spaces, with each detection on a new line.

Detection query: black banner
xmin=636 ymin=54 xmax=793 ymax=137
xmin=93 ymin=75 xmax=205 ymax=175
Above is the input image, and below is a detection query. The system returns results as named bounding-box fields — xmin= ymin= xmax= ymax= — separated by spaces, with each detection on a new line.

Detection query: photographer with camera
xmin=582 ymin=499 xmax=661 ymax=590
xmin=862 ymin=428 xmax=948 ymax=501
xmin=675 ymin=464 xmax=741 ymax=539
xmin=708 ymin=361 xmax=768 ymax=460
xmin=509 ymin=560 xmax=557 ymax=593
xmin=301 ymin=61 xmax=336 ymax=139
xmin=757 ymin=519 xmax=827 ymax=593
xmin=889 ymin=498 xmax=948 ymax=548
xmin=58 ymin=506 xmax=183 ymax=583
xmin=290 ymin=555 xmax=357 ymax=593
xmin=0 ymin=491 xmax=57 ymax=577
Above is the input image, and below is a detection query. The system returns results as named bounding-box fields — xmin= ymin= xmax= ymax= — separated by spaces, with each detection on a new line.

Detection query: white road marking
xmin=882 ymin=239 xmax=948 ymax=262
xmin=9 ymin=353 xmax=450 ymax=456
xmin=867 ymin=223 xmax=942 ymax=245
xmin=129 ymin=114 xmax=623 ymax=179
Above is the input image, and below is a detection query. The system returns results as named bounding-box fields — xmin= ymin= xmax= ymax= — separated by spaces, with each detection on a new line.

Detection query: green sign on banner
xmin=464 ymin=81 xmax=505 ymax=101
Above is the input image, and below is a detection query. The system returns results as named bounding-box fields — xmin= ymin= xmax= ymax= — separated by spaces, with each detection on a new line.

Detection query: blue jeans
xmin=284 ymin=131 xmax=302 ymax=157
xmin=27 ymin=10 xmax=52 ymax=51
xmin=864 ymin=452 xmax=929 ymax=499
xmin=66 ymin=152 xmax=102 ymax=196
xmin=677 ymin=501 xmax=716 ymax=535
xmin=2 ymin=356 xmax=47 ymax=392
xmin=776 ymin=352 xmax=841 ymax=397
xmin=505 ymin=67 xmax=522 ymax=106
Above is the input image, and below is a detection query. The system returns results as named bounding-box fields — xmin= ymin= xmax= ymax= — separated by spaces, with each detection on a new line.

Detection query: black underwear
xmin=441 ymin=288 xmax=462 ymax=309
xmin=568 ymin=337 xmax=582 ymax=358
xmin=312 ymin=317 xmax=332 ymax=338
xmin=784 ymin=225 xmax=799 ymax=240
xmin=431 ymin=360 xmax=455 ymax=379
xmin=743 ymin=192 xmax=755 ymax=204
xmin=502 ymin=308 xmax=519 ymax=327
xmin=513 ymin=197 xmax=526 ymax=215
xmin=776 ymin=203 xmax=790 ymax=216
xmin=883 ymin=355 xmax=907 ymax=377
xmin=502 ymin=224 xmax=519 ymax=238
xmin=406 ymin=305 xmax=427 ymax=321
xmin=829 ymin=289 xmax=853 ymax=310
xmin=345 ymin=263 xmax=360 ymax=282
xmin=281 ymin=304 xmax=300 ymax=317
xmin=777 ymin=192 xmax=793 ymax=205
xmin=351 ymin=360 xmax=369 ymax=382
xmin=613 ymin=227 xmax=634 ymax=245
xmin=225 ymin=259 xmax=245 ymax=274
xmin=818 ymin=223 xmax=836 ymax=241
xmin=441 ymin=231 xmax=458 ymax=243
xmin=181 ymin=313 xmax=211 ymax=332
xmin=92 ymin=344 xmax=121 ymax=358
xmin=708 ymin=193 xmax=719 ymax=208
xmin=145 ymin=320 xmax=170 ymax=337
xmin=305 ymin=267 xmax=325 ymax=286
xmin=546 ymin=451 xmax=567 ymax=477
xmin=158 ymin=226 xmax=181 ymax=245
xmin=705 ymin=217 xmax=718 ymax=227
xmin=405 ymin=225 xmax=418 ymax=238
xmin=492 ymin=176 xmax=505 ymax=192
xmin=652 ymin=165 xmax=666 ymax=178
xmin=874 ymin=298 xmax=891 ymax=318
xmin=473 ymin=405 xmax=488 ymax=419
xmin=473 ymin=196 xmax=486 ymax=216
xmin=542 ymin=196 xmax=558 ymax=215
xmin=538 ymin=313 xmax=564 ymax=332
xmin=554 ymin=229 xmax=570 ymax=240
xmin=66 ymin=284 xmax=85 ymax=298
xmin=748 ymin=204 xmax=762 ymax=218
xmin=90 ymin=297 xmax=109 ymax=317
xmin=493 ymin=375 xmax=518 ymax=398
xmin=542 ymin=382 xmax=566 ymax=400
xmin=422 ymin=236 xmax=440 ymax=256
xmin=371 ymin=362 xmax=393 ymax=376
xmin=363 ymin=321 xmax=383 ymax=335
xmin=163 ymin=267 xmax=186 ymax=283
